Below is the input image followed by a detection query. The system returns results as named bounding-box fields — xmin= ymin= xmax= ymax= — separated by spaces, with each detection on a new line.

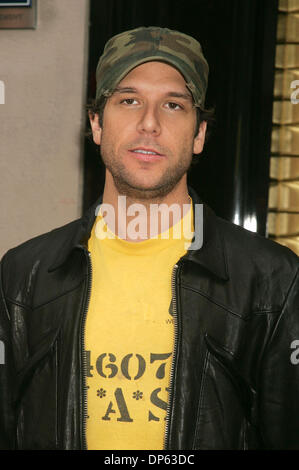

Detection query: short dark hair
xmin=86 ymin=94 xmax=215 ymax=165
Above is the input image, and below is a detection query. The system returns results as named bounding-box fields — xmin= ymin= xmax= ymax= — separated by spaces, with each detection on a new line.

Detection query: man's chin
xmin=113 ymin=178 xmax=178 ymax=201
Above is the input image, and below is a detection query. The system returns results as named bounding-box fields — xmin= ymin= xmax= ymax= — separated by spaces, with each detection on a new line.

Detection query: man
xmin=0 ymin=26 xmax=298 ymax=450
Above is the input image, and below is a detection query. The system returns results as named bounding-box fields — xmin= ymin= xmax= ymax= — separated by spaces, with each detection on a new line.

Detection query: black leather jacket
xmin=0 ymin=188 xmax=299 ymax=450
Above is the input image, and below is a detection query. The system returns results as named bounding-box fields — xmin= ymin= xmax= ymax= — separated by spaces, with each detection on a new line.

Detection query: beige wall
xmin=0 ymin=0 xmax=89 ymax=257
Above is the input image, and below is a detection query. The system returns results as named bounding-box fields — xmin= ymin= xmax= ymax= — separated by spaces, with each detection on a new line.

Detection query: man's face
xmin=90 ymin=61 xmax=206 ymax=200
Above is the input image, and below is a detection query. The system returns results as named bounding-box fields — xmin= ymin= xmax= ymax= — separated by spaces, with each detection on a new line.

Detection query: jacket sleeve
xmin=0 ymin=255 xmax=16 ymax=449
xmin=259 ymin=266 xmax=299 ymax=449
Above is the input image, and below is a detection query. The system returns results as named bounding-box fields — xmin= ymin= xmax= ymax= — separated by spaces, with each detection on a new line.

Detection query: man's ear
xmin=193 ymin=121 xmax=207 ymax=155
xmin=89 ymin=112 xmax=102 ymax=145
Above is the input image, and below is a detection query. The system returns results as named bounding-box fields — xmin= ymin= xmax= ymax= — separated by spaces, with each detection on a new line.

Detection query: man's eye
xmin=166 ymin=102 xmax=183 ymax=110
xmin=121 ymin=98 xmax=138 ymax=105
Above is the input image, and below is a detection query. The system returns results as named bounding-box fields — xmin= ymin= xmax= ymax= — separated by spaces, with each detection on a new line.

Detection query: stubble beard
xmin=99 ymin=138 xmax=193 ymax=202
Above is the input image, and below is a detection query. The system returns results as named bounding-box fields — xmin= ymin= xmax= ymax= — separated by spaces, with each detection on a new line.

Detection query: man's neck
xmin=101 ymin=177 xmax=191 ymax=242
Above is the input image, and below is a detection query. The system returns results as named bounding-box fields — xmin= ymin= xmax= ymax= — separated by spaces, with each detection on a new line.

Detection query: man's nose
xmin=136 ymin=104 xmax=161 ymax=135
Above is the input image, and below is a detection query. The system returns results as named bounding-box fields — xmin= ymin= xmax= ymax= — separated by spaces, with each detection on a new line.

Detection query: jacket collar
xmin=49 ymin=187 xmax=229 ymax=281
xmin=185 ymin=187 xmax=229 ymax=281
xmin=48 ymin=197 xmax=102 ymax=272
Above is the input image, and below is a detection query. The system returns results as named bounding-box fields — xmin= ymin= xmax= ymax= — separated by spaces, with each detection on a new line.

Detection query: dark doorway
xmin=84 ymin=0 xmax=278 ymax=236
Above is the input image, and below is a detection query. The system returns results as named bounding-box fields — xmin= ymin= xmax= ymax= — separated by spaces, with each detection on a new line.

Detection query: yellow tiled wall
xmin=268 ymin=0 xmax=299 ymax=255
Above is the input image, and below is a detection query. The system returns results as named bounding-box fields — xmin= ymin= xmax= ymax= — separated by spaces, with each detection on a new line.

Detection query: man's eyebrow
xmin=165 ymin=91 xmax=193 ymax=101
xmin=113 ymin=87 xmax=137 ymax=94
xmin=113 ymin=87 xmax=193 ymax=101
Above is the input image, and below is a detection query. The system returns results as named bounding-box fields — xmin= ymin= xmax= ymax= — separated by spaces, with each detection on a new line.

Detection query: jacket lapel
xmin=186 ymin=187 xmax=229 ymax=281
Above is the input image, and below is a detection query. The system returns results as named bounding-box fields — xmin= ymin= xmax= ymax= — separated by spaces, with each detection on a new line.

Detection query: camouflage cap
xmin=95 ymin=26 xmax=209 ymax=108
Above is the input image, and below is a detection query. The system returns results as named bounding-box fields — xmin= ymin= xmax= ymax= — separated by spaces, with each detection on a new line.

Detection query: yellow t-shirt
xmin=85 ymin=201 xmax=194 ymax=450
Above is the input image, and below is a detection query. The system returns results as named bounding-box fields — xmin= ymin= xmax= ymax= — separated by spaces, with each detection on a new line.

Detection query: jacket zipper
xmin=164 ymin=262 xmax=180 ymax=449
xmin=80 ymin=249 xmax=93 ymax=450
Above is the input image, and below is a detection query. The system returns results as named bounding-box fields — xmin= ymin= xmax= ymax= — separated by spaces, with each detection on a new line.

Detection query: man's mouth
xmin=129 ymin=147 xmax=164 ymax=158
